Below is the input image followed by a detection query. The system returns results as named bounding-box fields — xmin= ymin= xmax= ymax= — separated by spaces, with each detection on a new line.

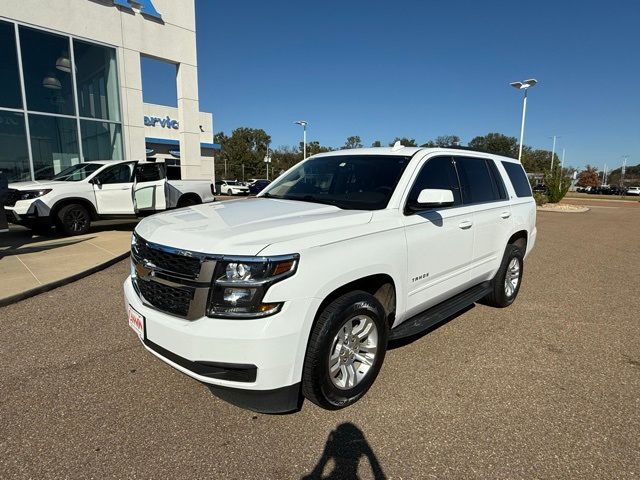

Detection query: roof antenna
xmin=392 ymin=140 xmax=403 ymax=151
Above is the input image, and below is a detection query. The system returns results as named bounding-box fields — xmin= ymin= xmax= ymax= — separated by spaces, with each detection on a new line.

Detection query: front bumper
xmin=124 ymin=276 xmax=320 ymax=412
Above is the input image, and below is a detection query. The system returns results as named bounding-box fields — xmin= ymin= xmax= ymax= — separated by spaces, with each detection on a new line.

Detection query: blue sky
xmin=144 ymin=0 xmax=639 ymax=171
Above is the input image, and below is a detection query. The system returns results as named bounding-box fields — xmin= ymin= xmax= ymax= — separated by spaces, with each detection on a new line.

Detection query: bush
xmin=544 ymin=170 xmax=571 ymax=203
xmin=533 ymin=192 xmax=548 ymax=206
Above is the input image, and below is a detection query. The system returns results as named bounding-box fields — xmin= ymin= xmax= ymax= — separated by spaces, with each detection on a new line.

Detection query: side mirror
xmin=90 ymin=177 xmax=101 ymax=186
xmin=406 ymin=188 xmax=454 ymax=213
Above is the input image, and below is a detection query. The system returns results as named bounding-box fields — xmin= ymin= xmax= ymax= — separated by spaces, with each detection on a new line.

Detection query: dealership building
xmin=0 ymin=0 xmax=217 ymax=183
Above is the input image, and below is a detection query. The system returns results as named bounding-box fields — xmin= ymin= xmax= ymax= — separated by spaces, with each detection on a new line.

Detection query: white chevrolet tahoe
xmin=124 ymin=147 xmax=537 ymax=413
xmin=5 ymin=160 xmax=215 ymax=236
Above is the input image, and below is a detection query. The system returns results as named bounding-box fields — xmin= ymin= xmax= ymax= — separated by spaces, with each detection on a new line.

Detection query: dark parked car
xmin=249 ymin=179 xmax=271 ymax=195
xmin=532 ymin=183 xmax=548 ymax=194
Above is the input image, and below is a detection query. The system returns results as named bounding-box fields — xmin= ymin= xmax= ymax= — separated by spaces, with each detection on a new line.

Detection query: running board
xmin=389 ymin=282 xmax=492 ymax=341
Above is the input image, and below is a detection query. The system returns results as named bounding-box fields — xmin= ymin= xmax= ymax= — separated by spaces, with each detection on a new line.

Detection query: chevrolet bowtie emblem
xmin=136 ymin=260 xmax=157 ymax=278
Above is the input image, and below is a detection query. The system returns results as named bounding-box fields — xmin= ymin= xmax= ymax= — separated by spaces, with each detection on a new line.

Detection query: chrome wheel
xmin=328 ymin=315 xmax=378 ymax=390
xmin=504 ymin=257 xmax=521 ymax=297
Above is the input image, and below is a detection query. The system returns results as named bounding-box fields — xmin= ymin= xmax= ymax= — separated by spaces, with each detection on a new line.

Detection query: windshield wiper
xmin=287 ymin=195 xmax=344 ymax=208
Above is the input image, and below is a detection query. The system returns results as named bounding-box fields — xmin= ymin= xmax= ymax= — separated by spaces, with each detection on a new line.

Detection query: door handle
xmin=458 ymin=220 xmax=473 ymax=230
xmin=500 ymin=211 xmax=511 ymax=219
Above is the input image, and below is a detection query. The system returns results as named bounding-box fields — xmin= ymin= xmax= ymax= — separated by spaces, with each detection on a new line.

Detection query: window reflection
xmin=0 ymin=111 xmax=31 ymax=182
xmin=0 ymin=21 xmax=22 ymax=109
xmin=29 ymin=114 xmax=80 ymax=180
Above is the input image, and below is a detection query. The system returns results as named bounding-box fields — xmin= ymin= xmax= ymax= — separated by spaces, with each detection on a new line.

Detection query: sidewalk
xmin=0 ymin=220 xmax=136 ymax=305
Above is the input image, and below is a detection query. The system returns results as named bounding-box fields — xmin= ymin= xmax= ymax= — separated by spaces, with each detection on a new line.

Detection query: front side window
xmin=265 ymin=155 xmax=411 ymax=210
xmin=407 ymin=156 xmax=461 ymax=208
xmin=97 ymin=163 xmax=134 ymax=184
xmin=455 ymin=156 xmax=501 ymax=204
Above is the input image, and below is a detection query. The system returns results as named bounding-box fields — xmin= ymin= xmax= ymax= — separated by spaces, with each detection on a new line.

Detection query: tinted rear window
xmin=455 ymin=156 xmax=500 ymax=204
xmin=501 ymin=161 xmax=532 ymax=197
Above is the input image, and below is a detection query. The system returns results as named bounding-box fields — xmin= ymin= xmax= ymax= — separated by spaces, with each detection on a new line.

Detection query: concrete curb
xmin=0 ymin=252 xmax=129 ymax=308
xmin=537 ymin=206 xmax=590 ymax=213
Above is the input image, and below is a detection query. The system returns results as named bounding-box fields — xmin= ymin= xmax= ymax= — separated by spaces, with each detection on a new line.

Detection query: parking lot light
xmin=295 ymin=120 xmax=308 ymax=159
xmin=510 ymin=79 xmax=538 ymax=162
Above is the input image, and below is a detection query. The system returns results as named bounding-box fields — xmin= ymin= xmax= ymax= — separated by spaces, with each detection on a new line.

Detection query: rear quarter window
xmin=501 ymin=161 xmax=532 ymax=198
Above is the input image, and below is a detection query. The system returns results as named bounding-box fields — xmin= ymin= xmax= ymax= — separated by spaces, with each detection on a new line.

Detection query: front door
xmin=401 ymin=156 xmax=475 ymax=318
xmin=93 ymin=162 xmax=136 ymax=215
xmin=133 ymin=162 xmax=167 ymax=213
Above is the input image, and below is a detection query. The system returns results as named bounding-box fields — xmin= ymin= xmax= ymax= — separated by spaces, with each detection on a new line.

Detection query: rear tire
xmin=57 ymin=204 xmax=91 ymax=236
xmin=177 ymin=195 xmax=201 ymax=208
xmin=302 ymin=291 xmax=388 ymax=410
xmin=483 ymin=244 xmax=524 ymax=308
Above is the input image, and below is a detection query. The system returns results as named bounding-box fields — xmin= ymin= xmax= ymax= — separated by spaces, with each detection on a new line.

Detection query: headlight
xmin=207 ymin=254 xmax=299 ymax=319
xmin=19 ymin=189 xmax=52 ymax=200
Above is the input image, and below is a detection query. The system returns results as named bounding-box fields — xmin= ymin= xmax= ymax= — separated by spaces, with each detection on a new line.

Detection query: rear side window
xmin=501 ymin=161 xmax=532 ymax=197
xmin=407 ymin=156 xmax=462 ymax=207
xmin=136 ymin=163 xmax=164 ymax=182
xmin=454 ymin=156 xmax=501 ymax=204
xmin=486 ymin=160 xmax=508 ymax=200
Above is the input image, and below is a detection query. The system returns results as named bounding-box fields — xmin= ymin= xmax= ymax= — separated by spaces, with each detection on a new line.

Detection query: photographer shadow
xmin=302 ymin=422 xmax=386 ymax=480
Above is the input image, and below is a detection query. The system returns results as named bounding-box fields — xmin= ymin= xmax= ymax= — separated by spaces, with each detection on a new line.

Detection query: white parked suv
xmin=627 ymin=186 xmax=640 ymax=196
xmin=124 ymin=147 xmax=537 ymax=413
xmin=5 ymin=160 xmax=215 ymax=236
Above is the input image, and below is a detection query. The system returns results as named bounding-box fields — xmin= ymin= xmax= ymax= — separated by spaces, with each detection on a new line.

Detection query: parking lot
xmin=1 ymin=204 xmax=639 ymax=479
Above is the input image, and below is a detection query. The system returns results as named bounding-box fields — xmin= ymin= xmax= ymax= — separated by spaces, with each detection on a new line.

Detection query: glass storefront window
xmin=0 ymin=111 xmax=31 ymax=182
xmin=0 ymin=21 xmax=23 ymax=109
xmin=29 ymin=114 xmax=80 ymax=180
xmin=19 ymin=26 xmax=76 ymax=116
xmin=74 ymin=40 xmax=120 ymax=121
xmin=80 ymin=120 xmax=123 ymax=161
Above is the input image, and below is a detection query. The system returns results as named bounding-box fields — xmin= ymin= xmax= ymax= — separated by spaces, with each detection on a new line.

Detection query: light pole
xmin=510 ymin=79 xmax=537 ymax=162
xmin=549 ymin=135 xmax=560 ymax=172
xmin=295 ymin=120 xmax=308 ymax=159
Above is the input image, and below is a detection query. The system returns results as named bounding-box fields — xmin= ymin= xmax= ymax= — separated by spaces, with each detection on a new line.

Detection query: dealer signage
xmin=144 ymin=115 xmax=179 ymax=129
xmin=112 ymin=0 xmax=162 ymax=20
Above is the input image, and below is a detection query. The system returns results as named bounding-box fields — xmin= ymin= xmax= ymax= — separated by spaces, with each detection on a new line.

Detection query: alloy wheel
xmin=328 ymin=315 xmax=378 ymax=390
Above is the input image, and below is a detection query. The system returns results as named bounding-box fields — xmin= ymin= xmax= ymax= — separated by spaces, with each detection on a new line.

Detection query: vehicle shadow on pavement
xmin=301 ymin=422 xmax=386 ymax=480
xmin=0 ymin=235 xmax=94 ymax=257
xmin=388 ymin=304 xmax=475 ymax=350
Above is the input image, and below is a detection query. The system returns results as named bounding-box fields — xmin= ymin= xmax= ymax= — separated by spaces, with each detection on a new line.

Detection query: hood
xmin=135 ymin=198 xmax=373 ymax=256
xmin=9 ymin=180 xmax=70 ymax=190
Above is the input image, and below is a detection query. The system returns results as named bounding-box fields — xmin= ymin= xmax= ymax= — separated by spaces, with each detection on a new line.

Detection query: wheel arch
xmin=177 ymin=192 xmax=202 ymax=207
xmin=507 ymin=229 xmax=528 ymax=252
xmin=50 ymin=197 xmax=99 ymax=221
xmin=313 ymin=273 xmax=397 ymax=330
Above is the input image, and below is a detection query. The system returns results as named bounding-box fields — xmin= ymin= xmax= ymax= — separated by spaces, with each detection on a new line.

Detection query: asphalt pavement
xmin=1 ymin=205 xmax=639 ymax=479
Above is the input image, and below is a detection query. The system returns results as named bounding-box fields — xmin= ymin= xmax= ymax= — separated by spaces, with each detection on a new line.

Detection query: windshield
xmin=263 ymin=155 xmax=411 ymax=210
xmin=226 ymin=181 xmax=240 ymax=186
xmin=51 ymin=163 xmax=102 ymax=182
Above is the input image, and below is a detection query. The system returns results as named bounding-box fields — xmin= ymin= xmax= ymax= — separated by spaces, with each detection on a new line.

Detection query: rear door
xmin=454 ymin=156 xmax=513 ymax=283
xmin=401 ymin=155 xmax=475 ymax=317
xmin=93 ymin=162 xmax=136 ymax=215
xmin=133 ymin=163 xmax=167 ymax=213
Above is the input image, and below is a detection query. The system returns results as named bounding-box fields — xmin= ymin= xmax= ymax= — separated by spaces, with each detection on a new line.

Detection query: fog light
xmin=223 ymin=287 xmax=255 ymax=305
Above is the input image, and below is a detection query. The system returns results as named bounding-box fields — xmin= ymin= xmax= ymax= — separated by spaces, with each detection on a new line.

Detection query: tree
xmin=389 ymin=137 xmax=417 ymax=147
xmin=214 ymin=128 xmax=271 ymax=180
xmin=468 ymin=133 xmax=519 ymax=158
xmin=299 ymin=140 xmax=333 ymax=156
xmin=371 ymin=140 xmax=382 ymax=147
xmin=421 ymin=135 xmax=461 ymax=148
xmin=344 ymin=136 xmax=363 ymax=149
xmin=576 ymin=165 xmax=600 ymax=187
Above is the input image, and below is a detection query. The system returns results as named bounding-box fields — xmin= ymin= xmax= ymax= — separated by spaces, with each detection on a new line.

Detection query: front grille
xmin=135 ymin=278 xmax=194 ymax=317
xmin=5 ymin=189 xmax=20 ymax=207
xmin=132 ymin=234 xmax=202 ymax=279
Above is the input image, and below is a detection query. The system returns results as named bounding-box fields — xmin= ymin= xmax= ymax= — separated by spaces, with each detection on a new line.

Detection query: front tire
xmin=302 ymin=291 xmax=388 ymax=410
xmin=57 ymin=204 xmax=91 ymax=236
xmin=483 ymin=244 xmax=524 ymax=308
